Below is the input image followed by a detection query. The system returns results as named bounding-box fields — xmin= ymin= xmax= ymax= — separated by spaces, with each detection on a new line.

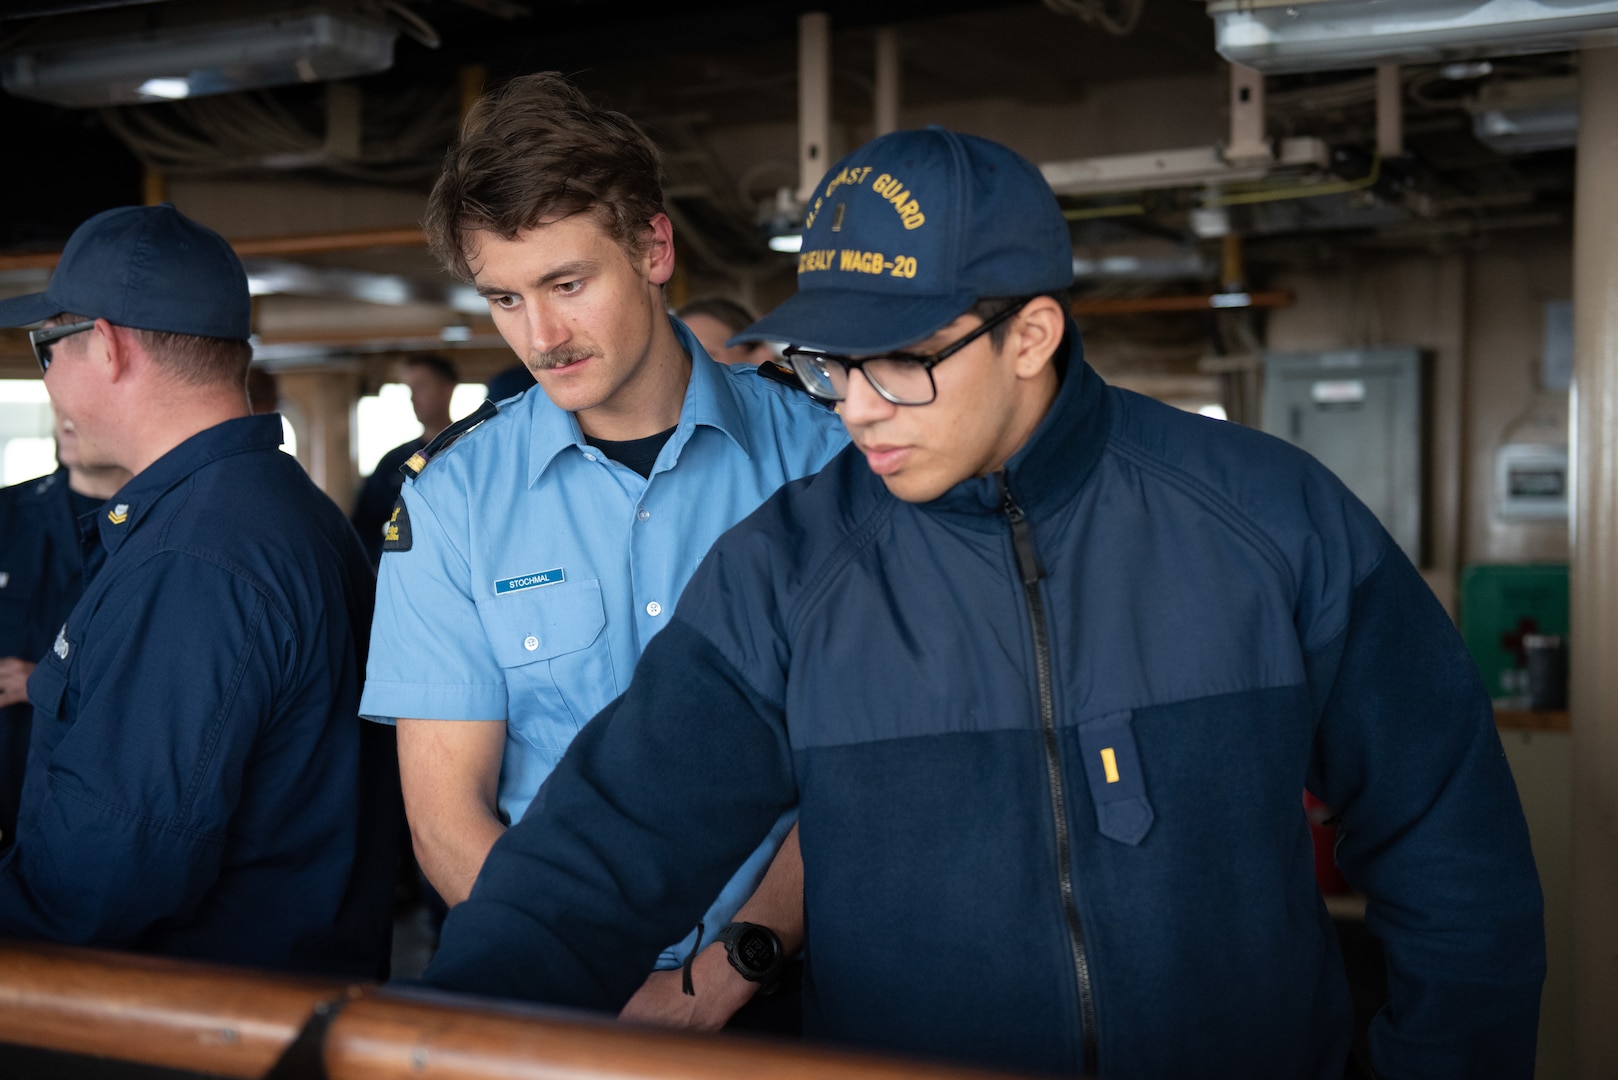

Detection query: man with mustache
xmin=360 ymin=72 xmax=845 ymax=1028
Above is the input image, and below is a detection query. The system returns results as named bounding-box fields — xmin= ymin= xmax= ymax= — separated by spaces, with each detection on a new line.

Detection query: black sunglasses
xmin=783 ymin=298 xmax=1032 ymax=407
xmin=30 ymin=319 xmax=97 ymax=373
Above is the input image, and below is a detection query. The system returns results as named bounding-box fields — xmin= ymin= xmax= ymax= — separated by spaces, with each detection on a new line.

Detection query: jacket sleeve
xmin=0 ymin=556 xmax=279 ymax=945
xmin=1304 ymin=541 xmax=1545 ymax=1080
xmin=421 ymin=615 xmax=798 ymax=1009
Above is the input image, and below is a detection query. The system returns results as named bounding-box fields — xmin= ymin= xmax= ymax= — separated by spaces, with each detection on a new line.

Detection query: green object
xmin=1458 ymin=563 xmax=1569 ymax=699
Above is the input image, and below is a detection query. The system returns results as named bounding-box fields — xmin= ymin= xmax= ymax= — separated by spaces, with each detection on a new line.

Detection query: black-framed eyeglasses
xmin=30 ymin=320 xmax=96 ymax=374
xmin=783 ymin=298 xmax=1031 ymax=407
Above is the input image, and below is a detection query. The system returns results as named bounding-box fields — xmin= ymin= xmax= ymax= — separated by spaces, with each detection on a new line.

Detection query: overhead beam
xmin=874 ymin=26 xmax=901 ymax=136
xmin=0 ymin=226 xmax=427 ymax=274
xmin=798 ymin=11 xmax=832 ymax=204
xmin=242 ymin=259 xmax=484 ymax=315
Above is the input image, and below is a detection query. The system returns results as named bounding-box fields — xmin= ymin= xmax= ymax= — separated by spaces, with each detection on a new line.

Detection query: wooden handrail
xmin=0 ymin=941 xmax=1031 ymax=1080
xmin=327 ymin=992 xmax=1021 ymax=1080
xmin=0 ymin=941 xmax=356 ymax=1077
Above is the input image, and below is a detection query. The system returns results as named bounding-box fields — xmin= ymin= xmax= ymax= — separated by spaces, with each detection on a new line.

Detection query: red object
xmin=1303 ymin=790 xmax=1352 ymax=895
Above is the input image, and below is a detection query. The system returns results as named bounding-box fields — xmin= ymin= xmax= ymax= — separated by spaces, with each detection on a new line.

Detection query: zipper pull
xmin=998 ymin=472 xmax=1044 ymax=585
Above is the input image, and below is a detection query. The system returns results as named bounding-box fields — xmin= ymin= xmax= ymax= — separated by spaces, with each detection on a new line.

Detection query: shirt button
xmin=645 ymin=601 xmax=662 ymax=617
xmin=523 ymin=635 xmax=539 ymax=651
xmin=637 ymin=508 xmax=651 ymax=521
xmin=583 ymin=452 xmax=597 ymax=463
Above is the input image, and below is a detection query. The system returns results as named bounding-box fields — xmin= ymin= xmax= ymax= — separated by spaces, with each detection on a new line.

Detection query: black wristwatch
xmin=715 ymin=921 xmax=785 ymax=989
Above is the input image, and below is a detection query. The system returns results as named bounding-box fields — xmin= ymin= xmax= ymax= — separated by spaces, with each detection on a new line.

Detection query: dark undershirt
xmin=67 ymin=489 xmax=106 ymax=519
xmin=588 ymin=424 xmax=678 ymax=479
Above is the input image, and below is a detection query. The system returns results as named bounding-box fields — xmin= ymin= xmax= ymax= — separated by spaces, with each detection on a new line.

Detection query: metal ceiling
xmin=0 ymin=0 xmax=1585 ymax=364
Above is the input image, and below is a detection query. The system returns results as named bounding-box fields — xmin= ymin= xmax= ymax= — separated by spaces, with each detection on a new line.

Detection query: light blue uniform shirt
xmin=361 ymin=318 xmax=848 ymax=967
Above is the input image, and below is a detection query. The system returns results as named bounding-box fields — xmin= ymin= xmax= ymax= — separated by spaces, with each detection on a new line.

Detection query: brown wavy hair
xmin=424 ymin=72 xmax=667 ymax=282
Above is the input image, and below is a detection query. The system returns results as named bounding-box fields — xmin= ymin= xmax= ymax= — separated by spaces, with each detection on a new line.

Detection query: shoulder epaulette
xmin=399 ymin=398 xmax=501 ymax=480
xmin=757 ymin=358 xmax=834 ymax=409
xmin=758 ymin=358 xmax=798 ymax=389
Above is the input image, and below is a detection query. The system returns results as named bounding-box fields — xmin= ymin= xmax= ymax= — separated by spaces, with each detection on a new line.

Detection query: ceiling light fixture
xmin=135 ymin=77 xmax=191 ymax=101
xmin=1 ymin=4 xmax=398 ymax=109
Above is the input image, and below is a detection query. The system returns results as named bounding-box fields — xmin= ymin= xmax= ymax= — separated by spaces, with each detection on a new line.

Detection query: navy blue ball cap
xmin=0 ymin=203 xmax=250 ymax=340
xmin=735 ymin=127 xmax=1073 ymax=355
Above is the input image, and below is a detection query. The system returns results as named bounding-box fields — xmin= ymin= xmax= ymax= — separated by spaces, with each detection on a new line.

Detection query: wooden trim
xmin=1494 ymin=708 xmax=1571 ymax=733
xmin=1071 ymin=290 xmax=1294 ymax=316
xmin=232 ymin=227 xmax=426 ymax=258
xmin=0 ymin=226 xmax=426 ymax=273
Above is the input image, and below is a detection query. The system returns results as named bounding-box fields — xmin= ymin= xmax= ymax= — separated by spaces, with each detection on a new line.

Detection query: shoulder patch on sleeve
xmin=381 ymin=498 xmax=413 ymax=552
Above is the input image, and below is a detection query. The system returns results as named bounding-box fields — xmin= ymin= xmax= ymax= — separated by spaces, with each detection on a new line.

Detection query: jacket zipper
xmin=1000 ymin=473 xmax=1098 ymax=1076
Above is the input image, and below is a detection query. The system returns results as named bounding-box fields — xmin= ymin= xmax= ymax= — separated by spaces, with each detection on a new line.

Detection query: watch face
xmin=736 ymin=927 xmax=780 ymax=974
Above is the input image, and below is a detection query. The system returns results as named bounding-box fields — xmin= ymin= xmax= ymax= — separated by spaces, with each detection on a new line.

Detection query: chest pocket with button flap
xmin=26 ymin=624 xmax=74 ymax=730
xmin=478 ymin=577 xmax=619 ymax=748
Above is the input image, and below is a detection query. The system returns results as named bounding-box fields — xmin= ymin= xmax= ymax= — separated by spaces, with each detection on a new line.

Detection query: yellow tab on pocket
xmin=1100 ymin=747 xmax=1120 ymax=784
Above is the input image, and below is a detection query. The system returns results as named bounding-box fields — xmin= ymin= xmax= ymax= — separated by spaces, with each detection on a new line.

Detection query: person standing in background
xmin=0 ymin=412 xmax=129 ymax=850
xmin=351 ymin=354 xmax=459 ymax=567
xmin=675 ymin=297 xmax=773 ymax=366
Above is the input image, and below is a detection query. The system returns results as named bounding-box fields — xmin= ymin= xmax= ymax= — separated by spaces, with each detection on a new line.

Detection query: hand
xmin=0 ymin=657 xmax=35 ymax=708
xmin=617 ymin=944 xmax=758 ymax=1032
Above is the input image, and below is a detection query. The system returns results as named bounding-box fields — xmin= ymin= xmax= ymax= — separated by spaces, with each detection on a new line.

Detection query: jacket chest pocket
xmin=1075 ymin=710 xmax=1155 ymax=846
xmin=26 ymin=625 xmax=73 ymax=722
xmin=479 ymin=578 xmax=618 ymax=748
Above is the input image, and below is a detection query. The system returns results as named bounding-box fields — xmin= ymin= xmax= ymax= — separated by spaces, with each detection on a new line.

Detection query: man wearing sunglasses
xmin=420 ymin=128 xmax=1544 ymax=1079
xmin=0 ymin=203 xmax=396 ymax=977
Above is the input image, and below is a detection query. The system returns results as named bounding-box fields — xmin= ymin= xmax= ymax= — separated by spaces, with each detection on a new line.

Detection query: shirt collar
xmin=94 ymin=413 xmax=285 ymax=556
xmin=525 ymin=315 xmax=751 ymax=487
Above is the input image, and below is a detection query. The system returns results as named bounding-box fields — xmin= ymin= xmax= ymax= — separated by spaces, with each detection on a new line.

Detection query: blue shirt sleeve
xmin=361 ymin=480 xmax=509 ymax=723
xmin=0 ymin=554 xmax=279 ymax=945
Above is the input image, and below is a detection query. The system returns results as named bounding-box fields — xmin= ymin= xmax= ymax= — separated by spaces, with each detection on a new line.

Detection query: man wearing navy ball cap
xmin=0 ymin=204 xmax=396 ymax=977
xmin=422 ymin=128 xmax=1544 ymax=1078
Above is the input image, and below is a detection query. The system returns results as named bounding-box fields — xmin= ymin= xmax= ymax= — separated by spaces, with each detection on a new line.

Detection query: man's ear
xmin=1009 ymin=295 xmax=1067 ymax=380
xmin=93 ymin=319 xmax=135 ymax=383
xmin=642 ymin=213 xmax=676 ymax=286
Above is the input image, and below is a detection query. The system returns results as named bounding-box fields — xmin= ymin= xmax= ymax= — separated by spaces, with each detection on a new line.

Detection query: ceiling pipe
xmin=798 ymin=11 xmax=831 ymax=204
